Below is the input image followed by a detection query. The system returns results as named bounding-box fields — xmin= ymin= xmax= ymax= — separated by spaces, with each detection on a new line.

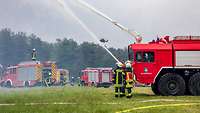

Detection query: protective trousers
xmin=112 ymin=69 xmax=125 ymax=97
xmin=125 ymin=71 xmax=134 ymax=98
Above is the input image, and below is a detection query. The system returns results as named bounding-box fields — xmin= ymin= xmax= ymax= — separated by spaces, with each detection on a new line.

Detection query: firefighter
xmin=32 ymin=48 xmax=37 ymax=61
xmin=112 ymin=62 xmax=126 ymax=97
xmin=124 ymin=60 xmax=134 ymax=98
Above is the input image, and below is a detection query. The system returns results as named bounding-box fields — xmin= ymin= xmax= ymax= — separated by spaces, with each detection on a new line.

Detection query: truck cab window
xmin=143 ymin=52 xmax=154 ymax=62
xmin=136 ymin=52 xmax=143 ymax=62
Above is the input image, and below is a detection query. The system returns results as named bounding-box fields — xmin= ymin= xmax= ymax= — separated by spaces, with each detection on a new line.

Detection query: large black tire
xmin=24 ymin=81 xmax=29 ymax=87
xmin=151 ymin=83 xmax=160 ymax=95
xmin=188 ymin=73 xmax=200 ymax=95
xmin=158 ymin=73 xmax=185 ymax=96
xmin=6 ymin=81 xmax=12 ymax=88
xmin=184 ymin=80 xmax=191 ymax=95
xmin=0 ymin=81 xmax=5 ymax=87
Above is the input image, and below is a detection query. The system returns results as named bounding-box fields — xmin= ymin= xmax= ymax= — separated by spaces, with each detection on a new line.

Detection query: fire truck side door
xmin=134 ymin=51 xmax=156 ymax=83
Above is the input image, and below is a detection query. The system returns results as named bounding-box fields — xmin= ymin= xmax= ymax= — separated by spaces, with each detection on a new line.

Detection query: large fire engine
xmin=128 ymin=36 xmax=200 ymax=96
xmin=69 ymin=1 xmax=200 ymax=95
xmin=0 ymin=61 xmax=69 ymax=87
xmin=81 ymin=68 xmax=112 ymax=88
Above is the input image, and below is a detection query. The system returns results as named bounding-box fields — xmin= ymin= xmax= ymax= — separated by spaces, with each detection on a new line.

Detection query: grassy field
xmin=0 ymin=86 xmax=200 ymax=113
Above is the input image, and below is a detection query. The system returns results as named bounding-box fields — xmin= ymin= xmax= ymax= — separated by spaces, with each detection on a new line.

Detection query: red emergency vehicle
xmin=0 ymin=61 xmax=42 ymax=87
xmin=81 ymin=68 xmax=112 ymax=88
xmin=0 ymin=61 xmax=64 ymax=87
xmin=128 ymin=36 xmax=200 ymax=96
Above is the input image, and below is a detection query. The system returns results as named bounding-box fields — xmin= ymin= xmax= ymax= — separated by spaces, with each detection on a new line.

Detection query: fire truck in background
xmin=0 ymin=61 xmax=42 ymax=87
xmin=81 ymin=68 xmax=112 ymax=88
xmin=0 ymin=61 xmax=69 ymax=87
xmin=128 ymin=36 xmax=200 ymax=96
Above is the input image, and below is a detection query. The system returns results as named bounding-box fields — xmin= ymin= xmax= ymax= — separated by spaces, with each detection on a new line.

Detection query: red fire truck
xmin=71 ymin=1 xmax=200 ymax=96
xmin=128 ymin=36 xmax=200 ymax=96
xmin=81 ymin=68 xmax=112 ymax=88
xmin=0 ymin=61 xmax=42 ymax=87
xmin=0 ymin=61 xmax=64 ymax=87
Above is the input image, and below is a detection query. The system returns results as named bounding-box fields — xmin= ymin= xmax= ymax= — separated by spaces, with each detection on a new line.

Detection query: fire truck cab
xmin=128 ymin=36 xmax=200 ymax=96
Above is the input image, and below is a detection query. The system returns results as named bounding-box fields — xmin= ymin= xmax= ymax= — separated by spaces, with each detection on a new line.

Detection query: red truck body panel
xmin=129 ymin=36 xmax=200 ymax=84
xmin=81 ymin=68 xmax=112 ymax=86
xmin=1 ymin=61 xmax=41 ymax=87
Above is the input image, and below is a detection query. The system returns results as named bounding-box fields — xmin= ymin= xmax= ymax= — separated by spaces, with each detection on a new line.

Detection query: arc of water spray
xmin=55 ymin=0 xmax=121 ymax=63
xmin=75 ymin=0 xmax=142 ymax=43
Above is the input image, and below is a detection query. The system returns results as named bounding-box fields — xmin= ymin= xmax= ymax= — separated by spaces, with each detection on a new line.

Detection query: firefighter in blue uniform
xmin=112 ymin=62 xmax=126 ymax=97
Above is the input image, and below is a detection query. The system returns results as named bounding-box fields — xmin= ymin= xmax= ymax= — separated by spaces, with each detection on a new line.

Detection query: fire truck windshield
xmin=136 ymin=52 xmax=154 ymax=62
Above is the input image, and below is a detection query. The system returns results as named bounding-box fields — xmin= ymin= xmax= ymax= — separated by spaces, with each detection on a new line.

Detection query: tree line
xmin=0 ymin=28 xmax=128 ymax=77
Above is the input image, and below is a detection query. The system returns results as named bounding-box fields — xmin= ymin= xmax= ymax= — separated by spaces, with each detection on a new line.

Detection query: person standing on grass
xmin=124 ymin=61 xmax=134 ymax=98
xmin=112 ymin=62 xmax=126 ymax=97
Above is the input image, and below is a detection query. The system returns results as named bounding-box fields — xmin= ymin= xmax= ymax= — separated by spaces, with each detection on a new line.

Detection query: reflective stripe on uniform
xmin=126 ymin=84 xmax=133 ymax=88
xmin=114 ymin=84 xmax=122 ymax=87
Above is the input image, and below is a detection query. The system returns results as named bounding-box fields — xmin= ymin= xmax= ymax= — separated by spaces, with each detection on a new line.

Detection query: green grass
xmin=0 ymin=86 xmax=200 ymax=113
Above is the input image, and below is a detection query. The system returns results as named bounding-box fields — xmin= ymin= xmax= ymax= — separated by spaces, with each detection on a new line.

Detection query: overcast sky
xmin=0 ymin=0 xmax=200 ymax=48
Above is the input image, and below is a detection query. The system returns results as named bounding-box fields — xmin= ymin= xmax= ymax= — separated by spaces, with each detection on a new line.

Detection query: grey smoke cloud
xmin=0 ymin=0 xmax=199 ymax=48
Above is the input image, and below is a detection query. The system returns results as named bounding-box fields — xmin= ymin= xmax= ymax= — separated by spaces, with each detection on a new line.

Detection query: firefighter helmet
xmin=125 ymin=60 xmax=132 ymax=68
xmin=33 ymin=48 xmax=36 ymax=51
xmin=116 ymin=62 xmax=123 ymax=68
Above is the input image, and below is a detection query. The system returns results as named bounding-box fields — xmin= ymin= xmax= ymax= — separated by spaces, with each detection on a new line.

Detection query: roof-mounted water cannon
xmin=99 ymin=38 xmax=109 ymax=43
xmin=149 ymin=35 xmax=171 ymax=44
xmin=75 ymin=0 xmax=142 ymax=43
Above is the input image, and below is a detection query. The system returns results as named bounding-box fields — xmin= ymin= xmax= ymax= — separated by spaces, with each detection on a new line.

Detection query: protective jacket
xmin=112 ymin=68 xmax=125 ymax=87
xmin=125 ymin=68 xmax=134 ymax=88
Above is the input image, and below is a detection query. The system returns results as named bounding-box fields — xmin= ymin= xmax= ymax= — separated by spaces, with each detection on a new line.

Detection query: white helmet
xmin=33 ymin=48 xmax=36 ymax=51
xmin=116 ymin=62 xmax=123 ymax=68
xmin=125 ymin=60 xmax=132 ymax=68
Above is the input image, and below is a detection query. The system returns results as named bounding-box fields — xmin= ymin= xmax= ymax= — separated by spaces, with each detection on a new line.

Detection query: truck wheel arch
xmin=6 ymin=79 xmax=12 ymax=88
xmin=24 ymin=81 xmax=30 ymax=87
xmin=6 ymin=79 xmax=12 ymax=86
xmin=153 ymin=67 xmax=174 ymax=84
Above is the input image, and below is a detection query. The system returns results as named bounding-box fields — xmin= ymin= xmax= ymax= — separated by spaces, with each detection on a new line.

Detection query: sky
xmin=0 ymin=0 xmax=200 ymax=48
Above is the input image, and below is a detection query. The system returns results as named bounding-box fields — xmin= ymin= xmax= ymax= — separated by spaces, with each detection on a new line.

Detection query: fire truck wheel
xmin=151 ymin=83 xmax=160 ymax=95
xmin=158 ymin=73 xmax=185 ymax=96
xmin=189 ymin=73 xmax=200 ymax=95
xmin=24 ymin=81 xmax=29 ymax=87
xmin=6 ymin=81 xmax=12 ymax=88
xmin=0 ymin=81 xmax=5 ymax=87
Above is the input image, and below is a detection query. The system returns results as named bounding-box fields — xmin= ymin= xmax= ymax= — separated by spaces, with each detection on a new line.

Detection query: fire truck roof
xmin=18 ymin=61 xmax=41 ymax=66
xmin=7 ymin=66 xmax=18 ymax=69
xmin=129 ymin=43 xmax=172 ymax=51
xmin=82 ymin=67 xmax=112 ymax=72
